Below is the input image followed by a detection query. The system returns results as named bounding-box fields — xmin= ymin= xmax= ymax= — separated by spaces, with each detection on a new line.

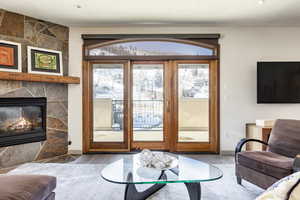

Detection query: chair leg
xmin=236 ymin=176 xmax=242 ymax=185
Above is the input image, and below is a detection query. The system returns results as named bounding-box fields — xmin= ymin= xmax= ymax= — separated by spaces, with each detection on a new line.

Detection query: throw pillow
xmin=255 ymin=172 xmax=300 ymax=200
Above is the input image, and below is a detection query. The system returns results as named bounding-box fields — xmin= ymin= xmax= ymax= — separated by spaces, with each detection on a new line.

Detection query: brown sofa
xmin=0 ymin=175 xmax=56 ymax=200
xmin=235 ymin=119 xmax=300 ymax=189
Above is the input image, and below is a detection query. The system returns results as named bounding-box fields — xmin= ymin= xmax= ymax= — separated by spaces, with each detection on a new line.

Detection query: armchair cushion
xmin=237 ymin=151 xmax=294 ymax=179
xmin=268 ymin=119 xmax=300 ymax=158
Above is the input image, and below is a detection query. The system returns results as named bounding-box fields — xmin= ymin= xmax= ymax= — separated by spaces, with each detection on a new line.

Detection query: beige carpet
xmin=7 ymin=163 xmax=263 ymax=200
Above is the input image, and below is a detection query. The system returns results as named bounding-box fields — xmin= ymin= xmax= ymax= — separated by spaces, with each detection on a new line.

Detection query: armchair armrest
xmin=235 ymin=138 xmax=268 ymax=162
xmin=293 ymin=154 xmax=300 ymax=172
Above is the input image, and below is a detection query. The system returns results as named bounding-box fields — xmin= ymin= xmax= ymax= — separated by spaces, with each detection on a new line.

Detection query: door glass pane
xmin=89 ymin=41 xmax=214 ymax=56
xmin=132 ymin=64 xmax=164 ymax=141
xmin=178 ymin=64 xmax=209 ymax=142
xmin=93 ymin=64 xmax=124 ymax=142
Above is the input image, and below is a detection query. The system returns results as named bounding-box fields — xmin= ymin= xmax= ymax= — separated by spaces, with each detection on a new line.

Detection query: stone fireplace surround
xmin=0 ymin=9 xmax=69 ymax=168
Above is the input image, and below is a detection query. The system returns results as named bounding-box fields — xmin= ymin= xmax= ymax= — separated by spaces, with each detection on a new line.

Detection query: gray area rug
xmin=8 ymin=163 xmax=263 ymax=200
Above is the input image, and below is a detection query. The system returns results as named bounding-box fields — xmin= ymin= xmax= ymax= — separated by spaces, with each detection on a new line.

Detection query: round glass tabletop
xmin=101 ymin=154 xmax=223 ymax=184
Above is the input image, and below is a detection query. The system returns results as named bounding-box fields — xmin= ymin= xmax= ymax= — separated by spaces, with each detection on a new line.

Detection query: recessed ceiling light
xmin=258 ymin=0 xmax=265 ymax=5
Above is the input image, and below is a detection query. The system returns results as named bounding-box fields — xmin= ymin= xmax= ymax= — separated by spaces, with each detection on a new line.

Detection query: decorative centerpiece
xmin=138 ymin=149 xmax=178 ymax=170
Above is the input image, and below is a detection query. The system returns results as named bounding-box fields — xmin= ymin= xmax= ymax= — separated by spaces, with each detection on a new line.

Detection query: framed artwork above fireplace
xmin=27 ymin=46 xmax=63 ymax=76
xmin=0 ymin=40 xmax=22 ymax=72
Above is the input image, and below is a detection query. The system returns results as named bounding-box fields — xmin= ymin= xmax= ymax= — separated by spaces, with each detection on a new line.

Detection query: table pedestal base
xmin=124 ymin=172 xmax=166 ymax=200
xmin=124 ymin=172 xmax=201 ymax=200
xmin=184 ymin=182 xmax=201 ymax=200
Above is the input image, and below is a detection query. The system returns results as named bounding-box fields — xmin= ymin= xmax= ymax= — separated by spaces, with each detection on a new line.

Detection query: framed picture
xmin=0 ymin=40 xmax=22 ymax=72
xmin=27 ymin=46 xmax=63 ymax=76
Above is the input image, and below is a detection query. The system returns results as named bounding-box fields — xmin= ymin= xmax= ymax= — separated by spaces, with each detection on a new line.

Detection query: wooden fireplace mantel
xmin=0 ymin=71 xmax=80 ymax=84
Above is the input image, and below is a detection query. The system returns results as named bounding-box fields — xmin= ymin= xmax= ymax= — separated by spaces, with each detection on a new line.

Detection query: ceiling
xmin=1 ymin=0 xmax=300 ymax=27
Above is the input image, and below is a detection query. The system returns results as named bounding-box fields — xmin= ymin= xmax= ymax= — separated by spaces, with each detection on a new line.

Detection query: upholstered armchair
xmin=235 ymin=119 xmax=300 ymax=189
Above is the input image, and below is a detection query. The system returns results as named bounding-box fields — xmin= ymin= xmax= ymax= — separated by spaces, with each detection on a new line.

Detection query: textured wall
xmin=0 ymin=9 xmax=69 ymax=168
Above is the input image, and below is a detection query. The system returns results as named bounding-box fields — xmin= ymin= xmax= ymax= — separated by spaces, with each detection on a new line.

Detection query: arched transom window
xmin=88 ymin=40 xmax=215 ymax=56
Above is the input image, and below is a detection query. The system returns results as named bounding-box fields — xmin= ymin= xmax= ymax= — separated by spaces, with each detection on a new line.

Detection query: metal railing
xmin=112 ymin=100 xmax=163 ymax=130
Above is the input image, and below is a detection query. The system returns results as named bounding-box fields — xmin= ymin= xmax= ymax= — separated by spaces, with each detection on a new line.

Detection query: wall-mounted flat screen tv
xmin=257 ymin=62 xmax=300 ymax=103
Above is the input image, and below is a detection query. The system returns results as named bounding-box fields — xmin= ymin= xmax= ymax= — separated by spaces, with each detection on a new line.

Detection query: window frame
xmin=84 ymin=38 xmax=219 ymax=61
xmin=82 ymin=35 xmax=220 ymax=153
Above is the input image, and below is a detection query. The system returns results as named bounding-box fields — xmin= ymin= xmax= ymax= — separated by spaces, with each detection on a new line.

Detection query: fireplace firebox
xmin=0 ymin=97 xmax=46 ymax=147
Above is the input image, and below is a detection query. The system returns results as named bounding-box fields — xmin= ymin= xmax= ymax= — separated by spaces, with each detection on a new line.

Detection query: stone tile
xmin=22 ymin=82 xmax=46 ymax=97
xmin=24 ymin=17 xmax=46 ymax=45
xmin=61 ymin=101 xmax=68 ymax=111
xmin=35 ymin=34 xmax=64 ymax=51
xmin=24 ymin=16 xmax=68 ymax=41
xmin=62 ymin=41 xmax=69 ymax=75
xmin=0 ymin=147 xmax=7 ymax=154
xmin=35 ymin=129 xmax=68 ymax=160
xmin=0 ymin=142 xmax=41 ymax=168
xmin=24 ymin=16 xmax=69 ymax=75
xmin=20 ymin=42 xmax=30 ymax=72
xmin=47 ymin=102 xmax=68 ymax=125
xmin=24 ymin=17 xmax=65 ymax=48
xmin=45 ymin=83 xmax=68 ymax=102
xmin=0 ymin=10 xmax=3 ymax=25
xmin=21 ymin=39 xmax=37 ymax=72
xmin=0 ymin=88 xmax=32 ymax=97
xmin=46 ymin=24 xmax=69 ymax=42
xmin=48 ymin=117 xmax=67 ymax=131
xmin=41 ymin=27 xmax=56 ymax=38
xmin=0 ymin=9 xmax=24 ymax=38
xmin=0 ymin=81 xmax=22 ymax=95
xmin=0 ymin=34 xmax=25 ymax=43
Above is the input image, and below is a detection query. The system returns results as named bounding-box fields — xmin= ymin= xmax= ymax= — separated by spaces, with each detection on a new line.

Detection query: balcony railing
xmin=112 ymin=100 xmax=163 ymax=130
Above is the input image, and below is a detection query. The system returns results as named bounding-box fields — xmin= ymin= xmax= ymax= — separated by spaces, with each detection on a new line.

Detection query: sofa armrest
xmin=235 ymin=138 xmax=268 ymax=162
xmin=293 ymin=154 xmax=300 ymax=172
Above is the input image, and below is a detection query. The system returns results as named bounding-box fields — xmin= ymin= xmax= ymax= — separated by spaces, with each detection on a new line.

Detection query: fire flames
xmin=6 ymin=117 xmax=33 ymax=132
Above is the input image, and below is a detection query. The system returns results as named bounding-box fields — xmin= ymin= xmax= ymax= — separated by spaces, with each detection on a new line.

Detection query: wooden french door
xmin=83 ymin=60 xmax=131 ymax=152
xmin=170 ymin=60 xmax=219 ymax=152
xmin=130 ymin=61 xmax=171 ymax=150
xmin=83 ymin=60 xmax=219 ymax=153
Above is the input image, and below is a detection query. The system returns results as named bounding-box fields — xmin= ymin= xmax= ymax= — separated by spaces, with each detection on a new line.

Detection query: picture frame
xmin=27 ymin=46 xmax=63 ymax=76
xmin=0 ymin=40 xmax=22 ymax=72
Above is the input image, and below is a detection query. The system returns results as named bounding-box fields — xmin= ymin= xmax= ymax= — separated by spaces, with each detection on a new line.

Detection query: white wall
xmin=68 ymin=26 xmax=300 ymax=153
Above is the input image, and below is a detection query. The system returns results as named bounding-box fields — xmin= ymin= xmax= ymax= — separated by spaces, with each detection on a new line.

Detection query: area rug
xmin=7 ymin=163 xmax=263 ymax=200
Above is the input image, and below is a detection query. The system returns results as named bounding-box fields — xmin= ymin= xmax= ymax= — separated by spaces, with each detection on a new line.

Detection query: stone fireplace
xmin=0 ymin=97 xmax=47 ymax=147
xmin=0 ymin=9 xmax=70 ymax=168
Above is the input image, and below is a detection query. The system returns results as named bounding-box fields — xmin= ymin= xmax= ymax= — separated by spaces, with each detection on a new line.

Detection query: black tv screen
xmin=257 ymin=62 xmax=300 ymax=103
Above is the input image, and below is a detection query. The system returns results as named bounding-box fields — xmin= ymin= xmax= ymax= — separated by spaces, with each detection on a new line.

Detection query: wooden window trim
xmin=82 ymin=34 xmax=220 ymax=60
xmin=82 ymin=36 xmax=220 ymax=153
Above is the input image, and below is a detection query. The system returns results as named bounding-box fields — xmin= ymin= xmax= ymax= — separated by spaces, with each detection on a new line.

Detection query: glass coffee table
xmin=101 ymin=154 xmax=223 ymax=200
